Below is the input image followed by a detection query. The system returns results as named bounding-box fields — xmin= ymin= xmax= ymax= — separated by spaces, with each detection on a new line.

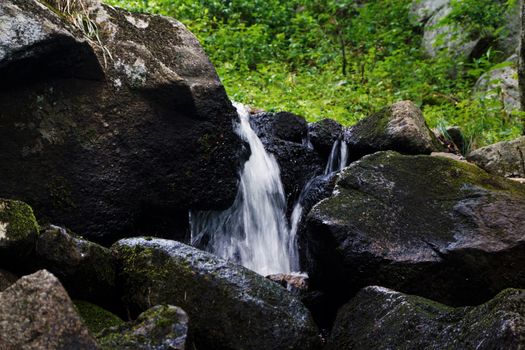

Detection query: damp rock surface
xmin=112 ymin=237 xmax=322 ymax=350
xmin=0 ymin=0 xmax=242 ymax=243
xmin=305 ymin=151 xmax=525 ymax=307
xmin=326 ymin=286 xmax=525 ymax=350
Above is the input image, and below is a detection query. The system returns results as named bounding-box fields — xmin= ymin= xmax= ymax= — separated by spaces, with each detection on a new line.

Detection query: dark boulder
xmin=0 ymin=0 xmax=242 ymax=243
xmin=345 ymin=101 xmax=442 ymax=160
xmin=308 ymin=119 xmax=344 ymax=159
xmin=35 ymin=225 xmax=117 ymax=307
xmin=0 ymin=270 xmax=98 ymax=349
xmin=304 ymin=151 xmax=525 ymax=310
xmin=97 ymin=305 xmax=190 ymax=350
xmin=112 ymin=237 xmax=322 ymax=350
xmin=467 ymin=136 xmax=525 ymax=179
xmin=326 ymin=286 xmax=525 ymax=350
xmin=250 ymin=112 xmax=324 ymax=205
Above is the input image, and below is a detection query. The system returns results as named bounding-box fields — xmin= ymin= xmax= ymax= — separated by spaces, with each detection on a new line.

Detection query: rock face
xmin=112 ymin=238 xmax=321 ymax=350
xmin=35 ymin=225 xmax=116 ymax=306
xmin=345 ymin=101 xmax=441 ymax=160
xmin=251 ymin=112 xmax=324 ymax=205
xmin=326 ymin=286 xmax=525 ymax=350
xmin=467 ymin=136 xmax=525 ymax=178
xmin=304 ymin=151 xmax=525 ymax=308
xmin=474 ymin=55 xmax=520 ymax=113
xmin=0 ymin=199 xmax=39 ymax=265
xmin=0 ymin=270 xmax=98 ymax=349
xmin=0 ymin=0 xmax=242 ymax=243
xmin=412 ymin=0 xmax=518 ymax=60
xmin=98 ymin=305 xmax=190 ymax=350
xmin=307 ymin=119 xmax=344 ymax=159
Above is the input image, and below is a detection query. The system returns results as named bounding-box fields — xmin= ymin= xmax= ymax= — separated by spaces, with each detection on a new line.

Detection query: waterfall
xmin=287 ymin=138 xmax=348 ymax=271
xmin=190 ymin=103 xmax=348 ymax=276
xmin=190 ymin=103 xmax=292 ymax=276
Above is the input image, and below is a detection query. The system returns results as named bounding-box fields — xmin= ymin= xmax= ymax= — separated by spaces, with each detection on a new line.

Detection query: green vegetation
xmin=74 ymin=300 xmax=124 ymax=334
xmin=103 ymin=0 xmax=523 ymax=150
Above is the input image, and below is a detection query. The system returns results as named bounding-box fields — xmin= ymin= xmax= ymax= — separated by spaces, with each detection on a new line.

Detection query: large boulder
xmin=474 ymin=55 xmax=520 ymax=113
xmin=326 ymin=286 xmax=525 ymax=350
xmin=97 ymin=305 xmax=190 ymax=350
xmin=112 ymin=238 xmax=321 ymax=350
xmin=35 ymin=225 xmax=117 ymax=306
xmin=0 ymin=0 xmax=242 ymax=243
xmin=0 ymin=198 xmax=39 ymax=266
xmin=251 ymin=112 xmax=324 ymax=206
xmin=467 ymin=136 xmax=525 ymax=178
xmin=345 ymin=101 xmax=442 ymax=160
xmin=0 ymin=270 xmax=98 ymax=349
xmin=304 ymin=151 xmax=525 ymax=309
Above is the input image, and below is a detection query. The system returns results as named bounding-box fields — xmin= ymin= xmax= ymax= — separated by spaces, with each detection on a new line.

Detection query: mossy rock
xmin=0 ymin=199 xmax=39 ymax=261
xmin=111 ymin=238 xmax=322 ymax=350
xmin=345 ymin=101 xmax=443 ymax=160
xmin=74 ymin=300 xmax=124 ymax=335
xmin=304 ymin=151 xmax=525 ymax=312
xmin=326 ymin=286 xmax=525 ymax=350
xmin=97 ymin=305 xmax=189 ymax=350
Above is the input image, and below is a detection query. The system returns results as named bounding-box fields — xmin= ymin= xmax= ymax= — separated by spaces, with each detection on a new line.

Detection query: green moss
xmin=0 ymin=199 xmax=39 ymax=241
xmin=74 ymin=300 xmax=124 ymax=334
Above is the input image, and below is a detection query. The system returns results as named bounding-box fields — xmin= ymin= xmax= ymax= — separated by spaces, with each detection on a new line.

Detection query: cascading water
xmin=190 ymin=103 xmax=292 ymax=276
xmin=287 ymin=139 xmax=349 ymax=271
xmin=190 ymin=103 xmax=348 ymax=276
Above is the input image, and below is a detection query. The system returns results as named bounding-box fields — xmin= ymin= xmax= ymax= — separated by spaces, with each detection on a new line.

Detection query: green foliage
xmin=104 ymin=0 xmax=523 ymax=148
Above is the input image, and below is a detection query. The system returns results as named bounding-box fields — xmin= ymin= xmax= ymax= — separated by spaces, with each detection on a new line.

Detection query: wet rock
xmin=0 ymin=268 xmax=18 ymax=291
xmin=252 ymin=111 xmax=308 ymax=143
xmin=308 ymin=119 xmax=344 ymax=159
xmin=345 ymin=101 xmax=442 ymax=160
xmin=304 ymin=151 xmax=525 ymax=309
xmin=251 ymin=112 xmax=324 ymax=206
xmin=326 ymin=286 xmax=525 ymax=350
xmin=467 ymin=136 xmax=525 ymax=178
xmin=35 ymin=225 xmax=116 ymax=306
xmin=0 ymin=270 xmax=98 ymax=349
xmin=474 ymin=55 xmax=520 ymax=113
xmin=97 ymin=305 xmax=189 ymax=350
xmin=0 ymin=199 xmax=39 ymax=265
xmin=0 ymin=0 xmax=242 ymax=243
xmin=75 ymin=300 xmax=124 ymax=335
xmin=112 ymin=237 xmax=322 ymax=350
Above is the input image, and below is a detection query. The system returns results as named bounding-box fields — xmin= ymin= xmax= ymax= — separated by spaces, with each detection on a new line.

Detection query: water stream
xmin=190 ymin=103 xmax=348 ymax=276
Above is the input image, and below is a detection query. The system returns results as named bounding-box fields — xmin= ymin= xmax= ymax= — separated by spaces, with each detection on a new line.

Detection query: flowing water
xmin=190 ymin=103 xmax=348 ymax=276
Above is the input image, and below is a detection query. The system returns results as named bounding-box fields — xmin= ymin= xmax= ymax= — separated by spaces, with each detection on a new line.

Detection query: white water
xmin=191 ymin=103 xmax=292 ymax=276
xmin=190 ymin=103 xmax=348 ymax=276
xmin=287 ymin=139 xmax=348 ymax=272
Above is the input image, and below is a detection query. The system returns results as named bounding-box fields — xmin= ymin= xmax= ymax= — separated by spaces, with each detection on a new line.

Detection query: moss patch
xmin=74 ymin=300 xmax=124 ymax=334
